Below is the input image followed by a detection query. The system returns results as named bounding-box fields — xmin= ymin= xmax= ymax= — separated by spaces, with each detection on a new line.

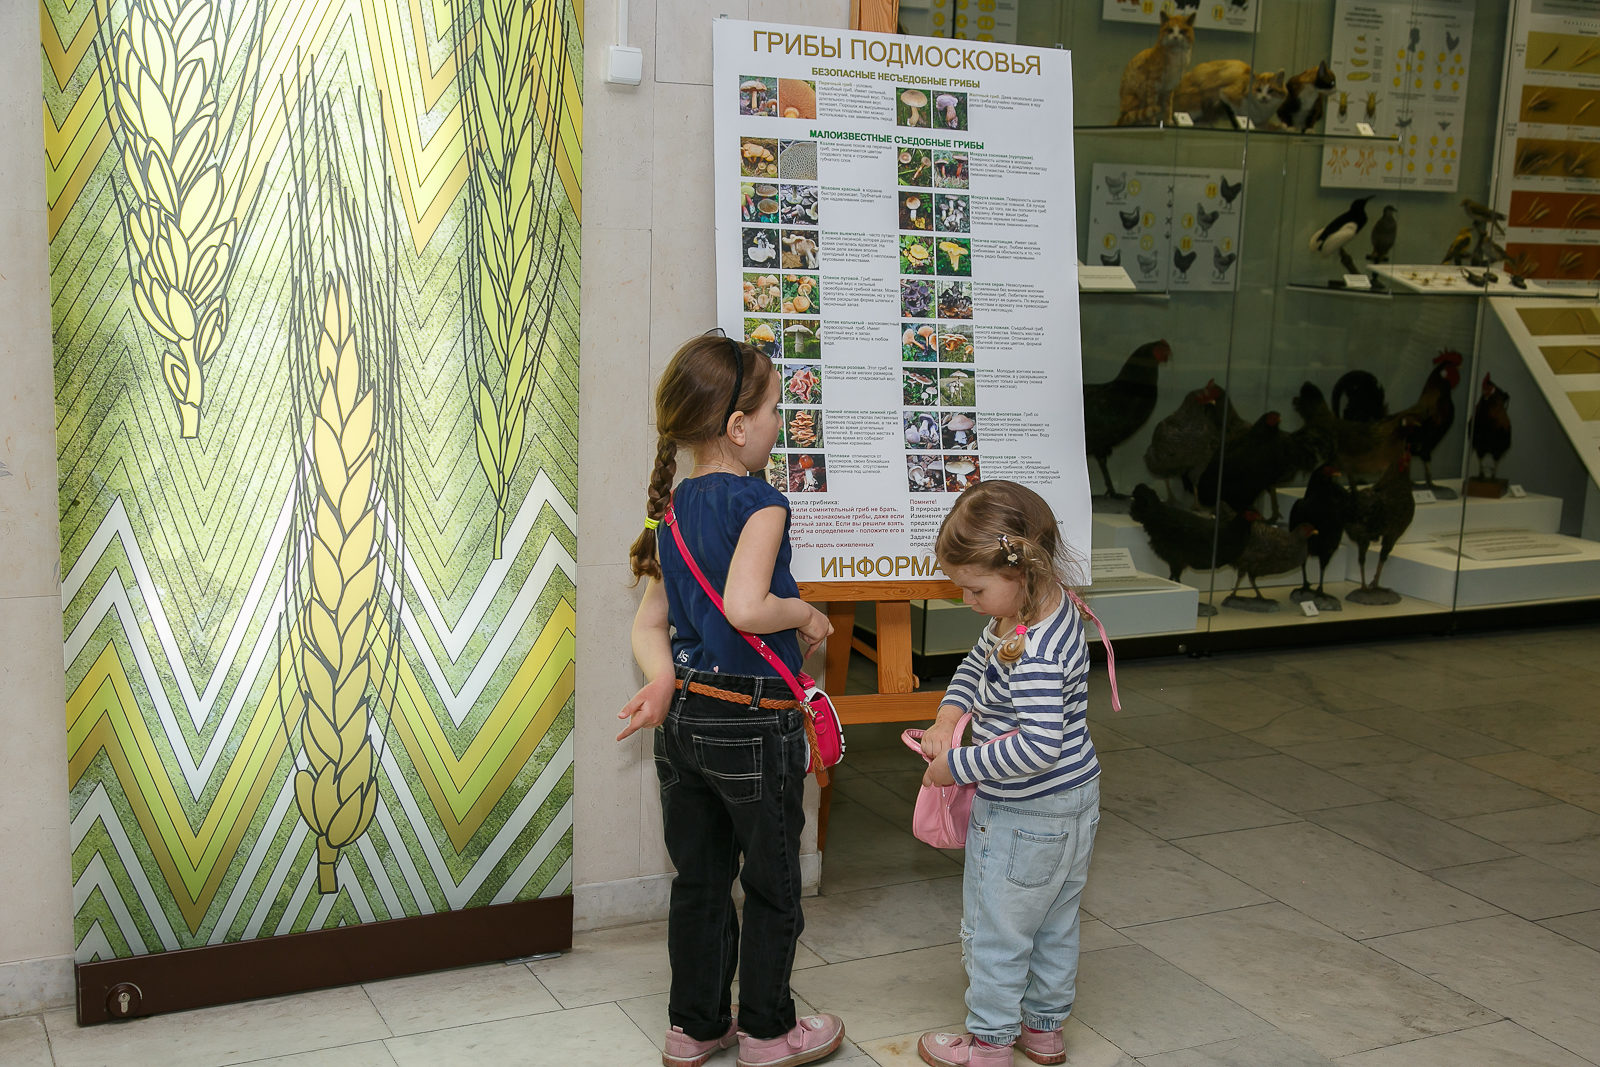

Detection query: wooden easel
xmin=798 ymin=579 xmax=960 ymax=848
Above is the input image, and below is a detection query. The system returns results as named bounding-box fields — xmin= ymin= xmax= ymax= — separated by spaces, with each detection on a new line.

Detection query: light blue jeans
xmin=961 ymin=778 xmax=1100 ymax=1045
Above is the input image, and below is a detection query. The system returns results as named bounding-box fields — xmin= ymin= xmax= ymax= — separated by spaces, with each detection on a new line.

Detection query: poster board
xmin=713 ymin=21 xmax=1089 ymax=583
xmin=1321 ymin=0 xmax=1474 ymax=192
xmin=1086 ymin=163 xmax=1243 ymax=292
xmin=1493 ymin=0 xmax=1600 ymax=281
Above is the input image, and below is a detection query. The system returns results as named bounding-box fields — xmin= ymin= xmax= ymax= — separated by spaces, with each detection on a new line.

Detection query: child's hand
xmin=920 ymin=719 xmax=955 ymax=760
xmin=798 ymin=605 xmax=834 ymax=657
xmin=617 ymin=675 xmax=674 ymax=741
xmin=922 ymin=752 xmax=956 ymax=788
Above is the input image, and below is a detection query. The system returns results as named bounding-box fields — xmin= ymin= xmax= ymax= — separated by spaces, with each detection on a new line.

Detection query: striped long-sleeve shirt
xmin=944 ymin=593 xmax=1099 ymax=800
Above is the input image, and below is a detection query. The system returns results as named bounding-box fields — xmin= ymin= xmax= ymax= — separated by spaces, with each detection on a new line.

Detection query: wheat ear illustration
xmin=459 ymin=0 xmax=573 ymax=557
xmin=106 ymin=0 xmax=246 ymax=438
xmin=292 ymin=272 xmax=383 ymax=894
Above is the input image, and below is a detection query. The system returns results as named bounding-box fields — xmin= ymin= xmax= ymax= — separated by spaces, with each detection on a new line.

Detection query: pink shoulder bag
xmin=663 ymin=503 xmax=845 ymax=783
xmin=901 ymin=590 xmax=1121 ymax=849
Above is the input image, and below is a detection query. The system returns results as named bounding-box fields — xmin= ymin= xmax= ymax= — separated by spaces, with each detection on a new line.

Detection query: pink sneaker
xmin=664 ymin=1020 xmax=738 ymax=1067
xmin=1018 ymin=1025 xmax=1065 ymax=1065
xmin=736 ymin=1013 xmax=844 ymax=1067
xmin=917 ymin=1031 xmax=1012 ymax=1066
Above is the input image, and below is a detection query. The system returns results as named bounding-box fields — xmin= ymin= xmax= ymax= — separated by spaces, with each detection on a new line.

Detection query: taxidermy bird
xmin=1219 ymin=174 xmax=1243 ymax=207
xmin=1173 ymin=247 xmax=1197 ymax=278
xmin=1290 ymin=465 xmax=1349 ymax=611
xmin=1119 ymin=206 xmax=1142 ymax=231
xmin=1469 ymin=373 xmax=1512 ymax=480
xmin=1442 ymin=226 xmax=1474 ymax=265
xmin=1310 ymin=196 xmax=1374 ymax=275
xmin=1226 ymin=516 xmax=1316 ymax=609
xmin=1461 ymin=198 xmax=1507 ymax=232
xmin=1083 ymin=340 xmax=1171 ymax=498
xmin=1294 ymin=381 xmax=1414 ymax=482
xmin=1402 ymin=349 xmax=1463 ymax=495
xmin=1196 ymin=202 xmax=1220 ymax=236
xmin=1213 ymin=247 xmax=1238 ymax=278
xmin=1331 ymin=370 xmax=1387 ymax=423
xmin=1366 ymin=205 xmax=1398 ymax=263
xmin=1129 ymin=484 xmax=1251 ymax=614
xmin=1144 ymin=381 xmax=1222 ymax=500
xmin=1342 ymin=456 xmax=1416 ymax=604
xmin=1196 ymin=411 xmax=1290 ymax=517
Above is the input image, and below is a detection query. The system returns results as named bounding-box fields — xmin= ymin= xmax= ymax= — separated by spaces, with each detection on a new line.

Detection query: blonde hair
xmin=629 ymin=333 xmax=775 ymax=580
xmin=935 ymin=480 xmax=1082 ymax=664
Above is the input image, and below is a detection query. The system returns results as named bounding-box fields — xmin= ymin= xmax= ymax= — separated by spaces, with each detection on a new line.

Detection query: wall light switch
xmin=607 ymin=45 xmax=643 ymax=85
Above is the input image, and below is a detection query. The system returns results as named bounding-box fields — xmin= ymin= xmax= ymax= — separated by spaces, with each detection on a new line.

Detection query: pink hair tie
xmin=1013 ymin=623 xmax=1027 ymax=637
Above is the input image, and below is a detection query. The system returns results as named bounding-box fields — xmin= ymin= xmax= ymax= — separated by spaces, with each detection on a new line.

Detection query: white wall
xmin=0 ymin=0 xmax=75 ymax=1019
xmin=573 ymin=0 xmax=852 ymax=928
xmin=0 ymin=0 xmax=852 ymax=1018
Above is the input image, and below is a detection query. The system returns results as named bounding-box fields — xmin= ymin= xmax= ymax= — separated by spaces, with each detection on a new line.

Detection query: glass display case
xmin=895 ymin=0 xmax=1600 ymax=655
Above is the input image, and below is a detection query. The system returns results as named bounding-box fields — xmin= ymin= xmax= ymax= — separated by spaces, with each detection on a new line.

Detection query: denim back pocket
xmin=1006 ymin=826 xmax=1069 ymax=888
xmin=693 ymin=735 xmax=764 ymax=803
xmin=652 ymin=730 xmax=679 ymax=791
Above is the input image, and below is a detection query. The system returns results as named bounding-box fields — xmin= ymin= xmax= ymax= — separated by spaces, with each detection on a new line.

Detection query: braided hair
xmin=628 ymin=333 xmax=775 ymax=581
xmin=934 ymin=480 xmax=1084 ymax=664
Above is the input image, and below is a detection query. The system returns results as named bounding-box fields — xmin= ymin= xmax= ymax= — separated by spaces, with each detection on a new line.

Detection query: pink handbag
xmin=902 ymin=713 xmax=987 ymax=848
xmin=663 ymin=503 xmax=845 ymax=781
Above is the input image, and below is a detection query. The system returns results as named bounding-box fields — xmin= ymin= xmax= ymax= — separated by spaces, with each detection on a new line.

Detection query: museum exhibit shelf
xmin=1058 ymin=0 xmax=1600 ymax=652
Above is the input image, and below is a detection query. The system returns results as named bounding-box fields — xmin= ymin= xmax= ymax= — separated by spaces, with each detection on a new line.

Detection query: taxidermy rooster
xmin=1310 ymin=195 xmax=1374 ymax=275
xmin=1083 ymin=339 xmax=1171 ymax=498
xmin=1402 ymin=349 xmax=1463 ymax=496
xmin=1294 ymin=381 xmax=1415 ymax=482
xmin=1173 ymin=247 xmax=1198 ymax=278
xmin=1130 ymin=484 xmax=1251 ymax=614
xmin=1342 ymin=456 xmax=1416 ymax=605
xmin=1226 ymin=515 xmax=1317 ymax=610
xmin=1469 ymin=373 xmax=1512 ymax=480
xmin=1290 ymin=465 xmax=1349 ymax=611
xmin=1331 ymin=370 xmax=1387 ymax=422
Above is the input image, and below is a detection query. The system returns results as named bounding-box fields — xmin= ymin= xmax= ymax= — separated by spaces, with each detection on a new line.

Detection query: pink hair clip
xmin=1013 ymin=623 xmax=1027 ymax=637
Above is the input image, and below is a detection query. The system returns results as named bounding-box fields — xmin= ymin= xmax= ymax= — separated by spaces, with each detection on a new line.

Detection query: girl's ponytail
xmin=629 ymin=434 xmax=679 ymax=581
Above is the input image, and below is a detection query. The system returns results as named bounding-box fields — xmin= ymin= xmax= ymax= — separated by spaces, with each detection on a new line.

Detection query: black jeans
xmin=655 ymin=667 xmax=808 ymax=1041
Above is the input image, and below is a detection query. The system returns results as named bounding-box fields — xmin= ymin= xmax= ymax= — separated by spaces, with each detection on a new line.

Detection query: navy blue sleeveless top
xmin=660 ymin=473 xmax=804 ymax=678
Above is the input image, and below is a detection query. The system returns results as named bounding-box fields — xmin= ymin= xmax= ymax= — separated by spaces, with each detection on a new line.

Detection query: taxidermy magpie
xmin=1309 ymin=195 xmax=1374 ymax=274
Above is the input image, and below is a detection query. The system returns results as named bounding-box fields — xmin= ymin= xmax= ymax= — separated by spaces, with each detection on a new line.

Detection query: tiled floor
xmin=7 ymin=624 xmax=1600 ymax=1066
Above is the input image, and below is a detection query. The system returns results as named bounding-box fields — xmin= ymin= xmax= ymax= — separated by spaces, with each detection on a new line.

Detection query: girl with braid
xmin=620 ymin=332 xmax=842 ymax=1067
xmin=915 ymin=481 xmax=1102 ymax=1067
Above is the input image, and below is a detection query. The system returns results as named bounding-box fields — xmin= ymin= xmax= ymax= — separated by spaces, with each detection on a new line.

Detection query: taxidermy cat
xmin=1277 ymin=61 xmax=1337 ymax=132
xmin=1116 ymin=12 xmax=1195 ymax=126
xmin=1173 ymin=62 xmax=1288 ymax=128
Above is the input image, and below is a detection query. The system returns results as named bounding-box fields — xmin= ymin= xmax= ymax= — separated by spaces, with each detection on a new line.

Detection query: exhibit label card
xmin=713 ymin=21 xmax=1089 ymax=583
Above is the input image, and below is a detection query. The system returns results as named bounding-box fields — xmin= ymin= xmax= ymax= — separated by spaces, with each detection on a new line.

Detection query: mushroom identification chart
xmin=713 ymin=21 xmax=1088 ymax=582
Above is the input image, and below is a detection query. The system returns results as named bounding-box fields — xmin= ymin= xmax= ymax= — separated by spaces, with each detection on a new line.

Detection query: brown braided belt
xmin=674 ymin=677 xmax=800 ymax=710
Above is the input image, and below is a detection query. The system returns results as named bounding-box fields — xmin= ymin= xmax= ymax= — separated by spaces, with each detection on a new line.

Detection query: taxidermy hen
xmin=1130 ymin=484 xmax=1251 ymax=612
xmin=1294 ymin=381 xmax=1415 ymax=482
xmin=1197 ymin=411 xmax=1294 ymax=518
xmin=1227 ymin=516 xmax=1316 ymax=607
xmin=1084 ymin=339 xmax=1171 ymax=498
xmin=1342 ymin=456 xmax=1416 ymax=604
xmin=1290 ymin=465 xmax=1349 ymax=611
xmin=1469 ymin=373 xmax=1512 ymax=479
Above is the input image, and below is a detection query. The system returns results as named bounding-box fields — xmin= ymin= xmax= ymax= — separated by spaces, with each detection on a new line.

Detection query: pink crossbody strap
xmin=1066 ymin=589 xmax=1121 ymax=712
xmin=663 ymin=502 xmax=809 ymax=706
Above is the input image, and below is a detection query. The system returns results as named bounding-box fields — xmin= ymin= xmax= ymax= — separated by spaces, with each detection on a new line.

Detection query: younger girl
xmin=916 ymin=480 xmax=1102 ymax=1067
xmin=619 ymin=332 xmax=844 ymax=1067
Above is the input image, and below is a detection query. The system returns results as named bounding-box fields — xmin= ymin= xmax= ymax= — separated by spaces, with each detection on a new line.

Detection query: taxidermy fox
xmin=1277 ymin=61 xmax=1337 ymax=132
xmin=1174 ymin=61 xmax=1288 ymax=128
xmin=1117 ymin=12 xmax=1195 ymax=126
